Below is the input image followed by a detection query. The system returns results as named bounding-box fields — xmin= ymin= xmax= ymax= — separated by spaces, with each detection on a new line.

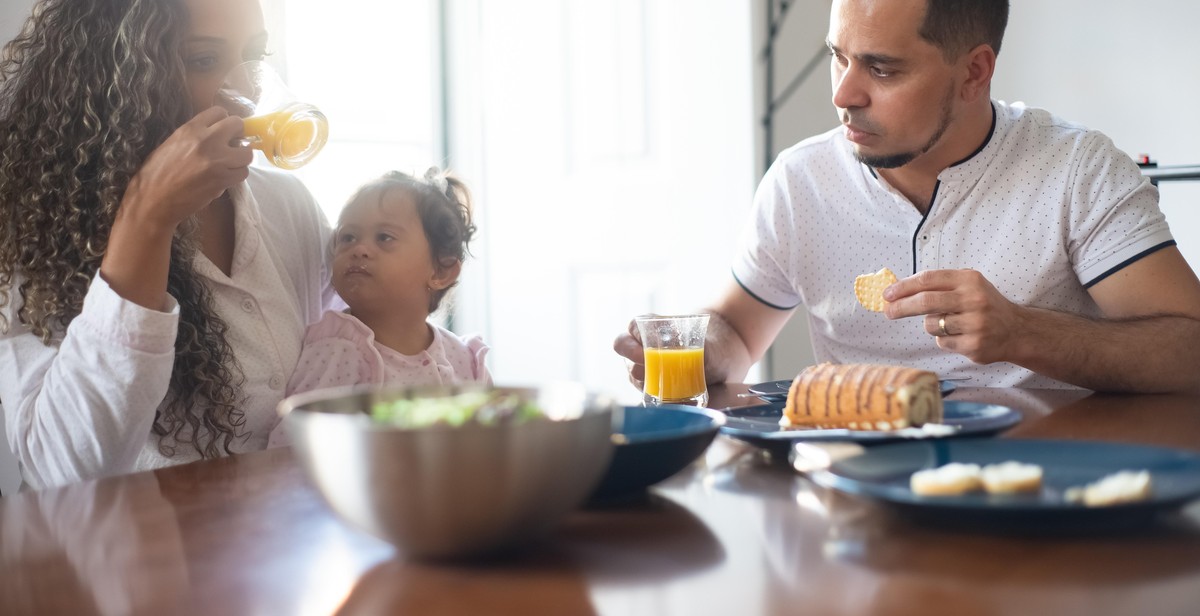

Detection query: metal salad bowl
xmin=279 ymin=382 xmax=616 ymax=560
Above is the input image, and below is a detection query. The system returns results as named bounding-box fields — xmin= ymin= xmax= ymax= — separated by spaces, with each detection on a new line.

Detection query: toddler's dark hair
xmin=342 ymin=167 xmax=476 ymax=312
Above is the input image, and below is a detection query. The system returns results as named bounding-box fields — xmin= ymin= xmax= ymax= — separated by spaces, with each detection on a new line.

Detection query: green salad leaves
xmin=371 ymin=391 xmax=545 ymax=428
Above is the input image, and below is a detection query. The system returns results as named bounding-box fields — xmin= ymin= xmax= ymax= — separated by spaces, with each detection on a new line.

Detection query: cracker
xmin=854 ymin=267 xmax=898 ymax=312
xmin=1064 ymin=470 xmax=1152 ymax=507
xmin=980 ymin=461 xmax=1043 ymax=494
xmin=910 ymin=462 xmax=982 ymax=496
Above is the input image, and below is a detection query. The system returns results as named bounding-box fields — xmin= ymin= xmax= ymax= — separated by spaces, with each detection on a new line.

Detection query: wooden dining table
xmin=3 ymin=385 xmax=1200 ymax=615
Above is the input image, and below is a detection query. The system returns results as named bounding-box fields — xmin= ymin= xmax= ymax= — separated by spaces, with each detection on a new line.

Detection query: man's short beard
xmin=853 ymin=85 xmax=956 ymax=169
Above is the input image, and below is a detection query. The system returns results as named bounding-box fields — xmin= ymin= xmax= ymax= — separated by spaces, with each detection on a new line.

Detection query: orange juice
xmin=242 ymin=103 xmax=328 ymax=169
xmin=643 ymin=347 xmax=706 ymax=401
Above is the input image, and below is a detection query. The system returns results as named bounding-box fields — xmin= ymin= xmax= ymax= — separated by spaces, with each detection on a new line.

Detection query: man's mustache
xmin=841 ymin=112 xmax=881 ymax=134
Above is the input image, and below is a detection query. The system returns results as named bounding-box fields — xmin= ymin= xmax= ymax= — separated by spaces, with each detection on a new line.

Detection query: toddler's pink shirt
xmin=269 ymin=310 xmax=491 ymax=447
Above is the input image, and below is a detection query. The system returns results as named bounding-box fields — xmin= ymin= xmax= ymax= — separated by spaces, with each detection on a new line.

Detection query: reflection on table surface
xmin=3 ymin=386 xmax=1200 ymax=615
xmin=0 ymin=472 xmax=188 ymax=615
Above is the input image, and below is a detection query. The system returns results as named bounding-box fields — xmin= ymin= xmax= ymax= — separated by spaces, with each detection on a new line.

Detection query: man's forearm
xmin=1010 ymin=308 xmax=1200 ymax=393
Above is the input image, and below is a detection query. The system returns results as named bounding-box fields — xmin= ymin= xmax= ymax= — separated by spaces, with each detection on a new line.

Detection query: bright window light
xmin=266 ymin=0 xmax=442 ymax=224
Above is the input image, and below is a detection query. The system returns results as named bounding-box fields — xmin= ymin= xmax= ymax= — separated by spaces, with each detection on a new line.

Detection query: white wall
xmin=0 ymin=0 xmax=33 ymax=46
xmin=753 ymin=1 xmax=1200 ymax=381
xmin=994 ymin=0 xmax=1200 ymax=269
xmin=446 ymin=0 xmax=756 ymax=403
xmin=0 ymin=0 xmax=36 ymax=495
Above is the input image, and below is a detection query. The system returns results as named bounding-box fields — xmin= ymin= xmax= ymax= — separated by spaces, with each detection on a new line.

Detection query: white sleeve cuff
xmin=76 ymin=273 xmax=179 ymax=354
xmin=1078 ymin=229 xmax=1176 ymax=288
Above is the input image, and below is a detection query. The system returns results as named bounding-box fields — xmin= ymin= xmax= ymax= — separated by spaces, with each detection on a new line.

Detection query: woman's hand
xmin=118 ymin=106 xmax=254 ymax=232
xmin=101 ymin=107 xmax=253 ymax=310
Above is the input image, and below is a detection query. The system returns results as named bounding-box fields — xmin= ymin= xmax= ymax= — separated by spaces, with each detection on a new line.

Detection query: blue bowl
xmin=589 ymin=404 xmax=725 ymax=500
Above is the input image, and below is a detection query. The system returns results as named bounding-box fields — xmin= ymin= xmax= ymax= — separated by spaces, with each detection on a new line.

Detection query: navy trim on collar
xmin=947 ymin=102 xmax=998 ymax=169
xmin=862 ymin=101 xmax=998 ymax=177
xmin=911 ymin=181 xmax=939 ymax=275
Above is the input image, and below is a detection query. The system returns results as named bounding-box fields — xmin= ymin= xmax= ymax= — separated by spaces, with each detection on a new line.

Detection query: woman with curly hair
xmin=0 ymin=0 xmax=338 ymax=489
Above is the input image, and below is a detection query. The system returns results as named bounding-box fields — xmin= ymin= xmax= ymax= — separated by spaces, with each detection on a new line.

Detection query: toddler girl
xmin=270 ymin=168 xmax=489 ymax=445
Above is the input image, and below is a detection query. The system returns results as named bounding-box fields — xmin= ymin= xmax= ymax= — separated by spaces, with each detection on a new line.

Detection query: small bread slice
xmin=980 ymin=461 xmax=1043 ymax=494
xmin=910 ymin=462 xmax=982 ymax=496
xmin=1064 ymin=470 xmax=1153 ymax=507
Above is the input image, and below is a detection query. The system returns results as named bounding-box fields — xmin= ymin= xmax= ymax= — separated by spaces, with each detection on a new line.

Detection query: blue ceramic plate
xmin=747 ymin=378 xmax=957 ymax=402
xmin=808 ymin=439 xmax=1200 ymax=528
xmin=720 ymin=401 xmax=1019 ymax=453
xmin=590 ymin=405 xmax=725 ymax=500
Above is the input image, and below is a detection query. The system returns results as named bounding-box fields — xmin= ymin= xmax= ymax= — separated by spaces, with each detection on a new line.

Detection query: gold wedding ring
xmin=938 ymin=315 xmax=949 ymax=337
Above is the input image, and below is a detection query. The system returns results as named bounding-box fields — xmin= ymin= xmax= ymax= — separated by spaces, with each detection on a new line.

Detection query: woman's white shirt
xmin=0 ymin=167 xmax=338 ymax=490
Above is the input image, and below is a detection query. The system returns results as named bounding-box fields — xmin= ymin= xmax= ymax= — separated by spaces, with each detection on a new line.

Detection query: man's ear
xmin=430 ymin=258 xmax=462 ymax=290
xmin=960 ymin=43 xmax=997 ymax=103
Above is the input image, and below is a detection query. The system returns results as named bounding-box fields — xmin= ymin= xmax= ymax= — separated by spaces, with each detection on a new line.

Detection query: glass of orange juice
xmin=635 ymin=314 xmax=709 ymax=407
xmin=218 ymin=61 xmax=329 ymax=170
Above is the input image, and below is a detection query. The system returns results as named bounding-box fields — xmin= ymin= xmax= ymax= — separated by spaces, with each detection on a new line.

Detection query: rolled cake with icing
xmin=782 ymin=363 xmax=943 ymax=430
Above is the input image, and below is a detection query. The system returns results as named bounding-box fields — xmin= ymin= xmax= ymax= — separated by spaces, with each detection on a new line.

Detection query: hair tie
xmin=424 ymin=167 xmax=449 ymax=194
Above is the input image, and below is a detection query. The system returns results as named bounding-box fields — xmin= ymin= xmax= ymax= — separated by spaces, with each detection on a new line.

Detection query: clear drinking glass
xmin=635 ymin=314 xmax=709 ymax=407
xmin=218 ymin=61 xmax=329 ymax=170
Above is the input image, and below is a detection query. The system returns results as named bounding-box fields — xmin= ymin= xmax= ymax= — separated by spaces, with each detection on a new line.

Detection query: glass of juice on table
xmin=218 ymin=61 xmax=329 ymax=170
xmin=635 ymin=314 xmax=709 ymax=407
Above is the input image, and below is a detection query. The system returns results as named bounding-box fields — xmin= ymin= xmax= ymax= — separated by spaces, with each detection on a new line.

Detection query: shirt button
xmin=921 ymin=235 xmax=929 ymax=241
xmin=268 ymin=374 xmax=284 ymax=391
xmin=241 ymin=297 xmax=255 ymax=313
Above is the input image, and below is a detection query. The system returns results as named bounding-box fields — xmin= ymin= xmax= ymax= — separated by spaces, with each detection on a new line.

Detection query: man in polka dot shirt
xmin=617 ymin=0 xmax=1200 ymax=392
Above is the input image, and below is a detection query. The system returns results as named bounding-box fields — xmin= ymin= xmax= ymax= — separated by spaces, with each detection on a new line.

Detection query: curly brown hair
xmin=0 ymin=0 xmax=246 ymax=458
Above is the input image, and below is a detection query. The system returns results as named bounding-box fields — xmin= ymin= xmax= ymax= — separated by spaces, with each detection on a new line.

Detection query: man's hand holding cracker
xmin=882 ymin=269 xmax=1024 ymax=364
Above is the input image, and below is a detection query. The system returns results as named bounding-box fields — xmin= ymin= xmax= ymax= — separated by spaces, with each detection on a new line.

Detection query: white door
xmin=446 ymin=0 xmax=756 ymax=403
